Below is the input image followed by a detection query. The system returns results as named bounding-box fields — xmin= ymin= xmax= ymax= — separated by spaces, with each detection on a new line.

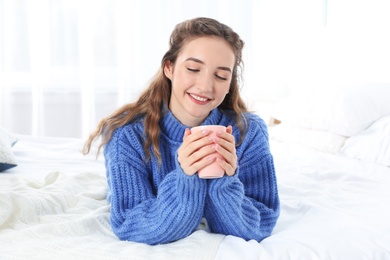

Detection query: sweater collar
xmin=159 ymin=107 xmax=224 ymax=142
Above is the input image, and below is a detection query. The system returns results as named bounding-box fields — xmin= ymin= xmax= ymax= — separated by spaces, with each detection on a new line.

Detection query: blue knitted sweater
xmin=104 ymin=108 xmax=280 ymax=245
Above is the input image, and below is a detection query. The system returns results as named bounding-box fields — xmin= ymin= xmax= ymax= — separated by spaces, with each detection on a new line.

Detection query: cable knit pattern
xmin=104 ymin=108 xmax=280 ymax=245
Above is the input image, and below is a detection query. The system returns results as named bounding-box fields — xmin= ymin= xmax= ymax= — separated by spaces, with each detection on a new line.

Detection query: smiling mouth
xmin=189 ymin=93 xmax=210 ymax=102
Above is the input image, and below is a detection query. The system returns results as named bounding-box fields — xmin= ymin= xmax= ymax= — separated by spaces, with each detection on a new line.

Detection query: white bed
xmin=1 ymin=82 xmax=390 ymax=259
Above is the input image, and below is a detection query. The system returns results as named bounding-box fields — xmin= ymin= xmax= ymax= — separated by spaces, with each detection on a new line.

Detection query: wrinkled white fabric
xmin=0 ymin=171 xmax=223 ymax=259
xmin=3 ymin=135 xmax=390 ymax=260
xmin=216 ymin=141 xmax=390 ymax=259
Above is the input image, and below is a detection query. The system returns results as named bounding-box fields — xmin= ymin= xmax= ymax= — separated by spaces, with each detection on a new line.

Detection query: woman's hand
xmin=212 ymin=125 xmax=237 ymax=176
xmin=177 ymin=126 xmax=237 ymax=176
xmin=177 ymin=128 xmax=217 ymax=176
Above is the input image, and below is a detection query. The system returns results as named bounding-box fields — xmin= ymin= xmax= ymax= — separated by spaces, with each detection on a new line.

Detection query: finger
xmin=182 ymin=128 xmax=207 ymax=148
xmin=187 ymin=144 xmax=218 ymax=168
xmin=182 ymin=150 xmax=217 ymax=176
xmin=182 ymin=128 xmax=191 ymax=141
xmin=215 ymin=143 xmax=237 ymax=166
xmin=216 ymin=157 xmax=236 ymax=176
xmin=215 ymin=126 xmax=235 ymax=145
xmin=214 ymin=144 xmax=237 ymax=174
xmin=178 ymin=131 xmax=215 ymax=175
xmin=226 ymin=125 xmax=233 ymax=134
xmin=213 ymin=130 xmax=236 ymax=158
xmin=184 ymin=129 xmax=213 ymax=150
xmin=213 ymin=136 xmax=235 ymax=155
xmin=180 ymin=129 xmax=212 ymax=156
xmin=192 ymin=155 xmax=217 ymax=175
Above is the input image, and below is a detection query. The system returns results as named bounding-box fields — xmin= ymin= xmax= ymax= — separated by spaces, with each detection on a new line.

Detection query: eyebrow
xmin=185 ymin=57 xmax=232 ymax=73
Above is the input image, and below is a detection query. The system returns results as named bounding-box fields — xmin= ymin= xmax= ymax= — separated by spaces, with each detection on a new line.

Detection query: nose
xmin=197 ymin=73 xmax=214 ymax=92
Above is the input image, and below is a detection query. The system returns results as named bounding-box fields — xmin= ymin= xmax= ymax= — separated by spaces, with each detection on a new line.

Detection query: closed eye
xmin=215 ymin=74 xmax=227 ymax=81
xmin=187 ymin=68 xmax=199 ymax=72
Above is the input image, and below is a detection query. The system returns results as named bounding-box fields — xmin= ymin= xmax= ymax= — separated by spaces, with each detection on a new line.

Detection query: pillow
xmin=0 ymin=127 xmax=18 ymax=147
xmin=0 ymin=127 xmax=18 ymax=172
xmin=269 ymin=123 xmax=348 ymax=154
xmin=0 ymin=137 xmax=17 ymax=172
xmin=339 ymin=115 xmax=390 ymax=167
xmin=272 ymin=82 xmax=390 ymax=137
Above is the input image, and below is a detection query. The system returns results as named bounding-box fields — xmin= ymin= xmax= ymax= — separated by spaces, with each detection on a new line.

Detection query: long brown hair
xmin=83 ymin=17 xmax=248 ymax=161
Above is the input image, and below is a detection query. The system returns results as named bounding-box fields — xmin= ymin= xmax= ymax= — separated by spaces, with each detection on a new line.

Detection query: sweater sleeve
xmin=104 ymin=127 xmax=207 ymax=245
xmin=204 ymin=117 xmax=280 ymax=241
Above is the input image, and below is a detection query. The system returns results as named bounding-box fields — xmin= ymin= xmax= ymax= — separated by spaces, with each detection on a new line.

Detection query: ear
xmin=164 ymin=60 xmax=174 ymax=80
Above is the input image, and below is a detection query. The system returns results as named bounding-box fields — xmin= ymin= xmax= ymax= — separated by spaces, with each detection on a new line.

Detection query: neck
xmin=168 ymin=103 xmax=207 ymax=127
xmin=159 ymin=107 xmax=223 ymax=142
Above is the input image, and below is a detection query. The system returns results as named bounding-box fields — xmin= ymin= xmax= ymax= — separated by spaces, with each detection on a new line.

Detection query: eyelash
xmin=187 ymin=68 xmax=227 ymax=81
xmin=215 ymin=75 xmax=227 ymax=81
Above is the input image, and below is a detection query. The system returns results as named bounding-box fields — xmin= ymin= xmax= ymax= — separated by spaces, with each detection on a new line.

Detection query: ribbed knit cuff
xmin=207 ymin=174 xmax=244 ymax=199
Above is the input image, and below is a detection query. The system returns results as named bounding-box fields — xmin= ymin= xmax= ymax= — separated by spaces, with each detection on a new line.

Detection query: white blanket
xmin=0 ymin=171 xmax=223 ymax=259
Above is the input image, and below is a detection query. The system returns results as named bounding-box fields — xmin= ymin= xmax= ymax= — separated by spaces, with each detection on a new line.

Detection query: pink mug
xmin=190 ymin=125 xmax=226 ymax=179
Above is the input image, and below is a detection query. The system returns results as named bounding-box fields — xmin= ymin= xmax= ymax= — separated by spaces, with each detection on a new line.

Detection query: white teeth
xmin=190 ymin=93 xmax=208 ymax=102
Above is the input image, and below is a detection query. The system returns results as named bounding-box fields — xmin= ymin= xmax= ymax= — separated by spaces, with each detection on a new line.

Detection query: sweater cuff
xmin=169 ymin=152 xmax=207 ymax=193
xmin=207 ymin=172 xmax=244 ymax=198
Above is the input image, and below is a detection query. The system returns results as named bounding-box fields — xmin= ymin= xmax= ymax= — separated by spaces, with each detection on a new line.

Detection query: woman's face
xmin=164 ymin=36 xmax=235 ymax=127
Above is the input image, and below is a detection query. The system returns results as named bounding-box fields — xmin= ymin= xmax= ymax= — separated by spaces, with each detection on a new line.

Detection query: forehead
xmin=178 ymin=36 xmax=235 ymax=68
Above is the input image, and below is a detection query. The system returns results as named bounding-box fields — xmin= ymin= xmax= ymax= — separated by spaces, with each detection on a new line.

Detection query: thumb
xmin=183 ymin=128 xmax=191 ymax=141
xmin=226 ymin=125 xmax=233 ymax=134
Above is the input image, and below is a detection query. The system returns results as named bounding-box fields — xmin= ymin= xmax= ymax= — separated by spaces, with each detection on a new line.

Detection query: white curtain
xmin=1 ymin=0 xmax=389 ymax=138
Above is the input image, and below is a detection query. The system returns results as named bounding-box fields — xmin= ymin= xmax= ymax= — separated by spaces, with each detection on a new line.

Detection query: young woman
xmin=83 ymin=17 xmax=280 ymax=245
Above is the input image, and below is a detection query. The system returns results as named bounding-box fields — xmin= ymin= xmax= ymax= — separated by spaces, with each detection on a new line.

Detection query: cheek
xmin=216 ymin=82 xmax=230 ymax=96
xmin=213 ymin=85 xmax=230 ymax=104
xmin=172 ymin=70 xmax=194 ymax=88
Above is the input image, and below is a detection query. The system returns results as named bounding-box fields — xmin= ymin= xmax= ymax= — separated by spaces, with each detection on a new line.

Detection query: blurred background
xmin=1 ymin=0 xmax=389 ymax=138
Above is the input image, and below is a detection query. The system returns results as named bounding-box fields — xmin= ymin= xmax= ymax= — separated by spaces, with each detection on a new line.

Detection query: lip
xmin=188 ymin=93 xmax=212 ymax=104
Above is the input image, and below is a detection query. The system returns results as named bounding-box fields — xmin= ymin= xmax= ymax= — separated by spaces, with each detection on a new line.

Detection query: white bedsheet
xmin=2 ymin=135 xmax=105 ymax=180
xmin=1 ymin=135 xmax=390 ymax=259
xmin=216 ymin=141 xmax=390 ymax=259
